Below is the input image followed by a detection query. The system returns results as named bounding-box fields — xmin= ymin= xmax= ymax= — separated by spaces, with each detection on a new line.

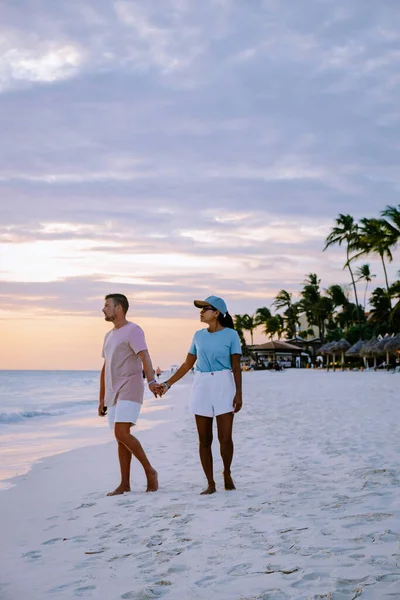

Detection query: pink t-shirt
xmin=102 ymin=322 xmax=147 ymax=406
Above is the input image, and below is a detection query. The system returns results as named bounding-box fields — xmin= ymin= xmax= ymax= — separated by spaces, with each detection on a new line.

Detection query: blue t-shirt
xmin=188 ymin=328 xmax=242 ymax=372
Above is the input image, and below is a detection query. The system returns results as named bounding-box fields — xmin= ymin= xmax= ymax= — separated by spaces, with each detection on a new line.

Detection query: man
xmin=99 ymin=293 xmax=159 ymax=496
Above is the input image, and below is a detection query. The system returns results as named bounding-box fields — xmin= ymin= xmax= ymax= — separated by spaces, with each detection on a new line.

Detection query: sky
xmin=1 ymin=0 xmax=399 ymax=370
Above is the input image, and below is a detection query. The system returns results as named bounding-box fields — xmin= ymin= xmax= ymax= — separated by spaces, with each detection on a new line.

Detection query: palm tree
xmin=263 ymin=315 xmax=284 ymax=340
xmin=326 ymin=284 xmax=349 ymax=309
xmin=272 ymin=290 xmax=299 ymax=338
xmin=353 ymin=218 xmax=396 ymax=305
xmin=388 ymin=271 xmax=400 ymax=330
xmin=368 ymin=287 xmax=392 ymax=334
xmin=254 ymin=306 xmax=272 ymax=327
xmin=240 ymin=313 xmax=256 ymax=345
xmin=299 ymin=274 xmax=333 ymax=342
xmin=381 ymin=204 xmax=400 ymax=239
xmin=233 ymin=314 xmax=248 ymax=355
xmin=355 ymin=263 xmax=376 ymax=310
xmin=324 ymin=214 xmax=362 ymax=337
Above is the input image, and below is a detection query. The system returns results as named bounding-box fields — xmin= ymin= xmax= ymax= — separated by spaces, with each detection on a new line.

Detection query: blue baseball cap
xmin=194 ymin=295 xmax=228 ymax=316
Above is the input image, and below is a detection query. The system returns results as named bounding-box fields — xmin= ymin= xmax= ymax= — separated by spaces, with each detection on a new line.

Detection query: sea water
xmin=0 ymin=370 xmax=166 ymax=490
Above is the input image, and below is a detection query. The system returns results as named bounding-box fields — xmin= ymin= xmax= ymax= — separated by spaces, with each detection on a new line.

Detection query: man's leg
xmin=114 ymin=423 xmax=158 ymax=492
xmin=216 ymin=412 xmax=235 ymax=490
xmin=107 ymin=441 xmax=132 ymax=496
xmin=195 ymin=415 xmax=216 ymax=495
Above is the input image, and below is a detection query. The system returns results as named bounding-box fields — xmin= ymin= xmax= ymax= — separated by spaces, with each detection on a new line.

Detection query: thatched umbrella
xmin=320 ymin=341 xmax=336 ymax=369
xmin=330 ymin=338 xmax=351 ymax=371
xmin=345 ymin=339 xmax=364 ymax=358
xmin=376 ymin=336 xmax=393 ymax=366
xmin=324 ymin=339 xmax=343 ymax=371
xmin=385 ymin=333 xmax=400 ymax=355
xmin=360 ymin=337 xmax=379 ymax=368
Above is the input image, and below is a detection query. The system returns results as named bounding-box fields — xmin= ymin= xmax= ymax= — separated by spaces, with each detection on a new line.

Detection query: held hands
xmin=148 ymin=381 xmax=171 ymax=397
xmin=148 ymin=381 xmax=163 ymax=397
xmin=148 ymin=381 xmax=170 ymax=397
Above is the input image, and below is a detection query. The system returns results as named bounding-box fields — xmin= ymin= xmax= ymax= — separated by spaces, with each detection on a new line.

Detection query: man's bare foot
xmin=107 ymin=483 xmax=131 ymax=496
xmin=146 ymin=469 xmax=158 ymax=492
xmin=200 ymin=483 xmax=216 ymax=495
xmin=223 ymin=471 xmax=236 ymax=490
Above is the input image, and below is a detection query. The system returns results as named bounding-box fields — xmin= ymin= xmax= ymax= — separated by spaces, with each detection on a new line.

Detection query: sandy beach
xmin=1 ymin=370 xmax=400 ymax=600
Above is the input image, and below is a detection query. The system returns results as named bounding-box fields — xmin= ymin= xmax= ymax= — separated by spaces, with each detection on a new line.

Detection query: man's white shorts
xmin=190 ymin=370 xmax=235 ymax=418
xmin=107 ymin=400 xmax=141 ymax=430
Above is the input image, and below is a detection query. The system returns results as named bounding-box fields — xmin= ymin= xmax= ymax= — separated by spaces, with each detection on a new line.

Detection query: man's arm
xmin=98 ymin=361 xmax=106 ymax=416
xmin=231 ymin=354 xmax=242 ymax=413
xmin=137 ymin=349 xmax=158 ymax=397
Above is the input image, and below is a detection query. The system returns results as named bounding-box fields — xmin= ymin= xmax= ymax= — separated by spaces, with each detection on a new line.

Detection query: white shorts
xmin=190 ymin=370 xmax=236 ymax=418
xmin=107 ymin=400 xmax=141 ymax=430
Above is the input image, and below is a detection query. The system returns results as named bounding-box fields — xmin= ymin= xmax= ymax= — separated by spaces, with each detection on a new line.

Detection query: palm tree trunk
xmin=364 ymin=281 xmax=368 ymax=311
xmin=347 ymin=246 xmax=362 ymax=338
xmin=380 ymin=254 xmax=392 ymax=309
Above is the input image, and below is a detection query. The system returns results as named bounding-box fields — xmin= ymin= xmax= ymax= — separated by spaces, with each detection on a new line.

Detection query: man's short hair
xmin=105 ymin=294 xmax=129 ymax=314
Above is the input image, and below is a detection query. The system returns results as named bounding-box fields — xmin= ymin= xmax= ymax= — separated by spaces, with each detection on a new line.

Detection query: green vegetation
xmin=235 ymin=205 xmax=400 ymax=349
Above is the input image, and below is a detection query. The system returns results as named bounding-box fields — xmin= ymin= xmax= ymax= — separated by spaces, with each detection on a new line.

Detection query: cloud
xmin=0 ymin=0 xmax=399 ymax=322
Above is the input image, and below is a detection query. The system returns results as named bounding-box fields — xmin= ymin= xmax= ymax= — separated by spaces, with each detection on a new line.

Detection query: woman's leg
xmin=216 ymin=412 xmax=235 ymax=490
xmin=195 ymin=415 xmax=216 ymax=494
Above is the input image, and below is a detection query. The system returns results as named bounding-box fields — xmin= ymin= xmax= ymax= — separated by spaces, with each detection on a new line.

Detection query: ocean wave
xmin=0 ymin=409 xmax=65 ymax=425
xmin=53 ymin=399 xmax=97 ymax=411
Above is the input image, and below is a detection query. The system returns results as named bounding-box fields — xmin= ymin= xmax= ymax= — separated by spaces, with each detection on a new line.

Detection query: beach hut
xmin=320 ymin=341 xmax=336 ymax=370
xmin=248 ymin=340 xmax=302 ymax=368
xmin=376 ymin=336 xmax=393 ymax=367
xmin=385 ymin=334 xmax=400 ymax=360
xmin=286 ymin=336 xmax=322 ymax=359
xmin=345 ymin=339 xmax=364 ymax=358
xmin=331 ymin=338 xmax=351 ymax=371
xmin=360 ymin=338 xmax=379 ymax=369
xmin=387 ymin=334 xmax=400 ymax=371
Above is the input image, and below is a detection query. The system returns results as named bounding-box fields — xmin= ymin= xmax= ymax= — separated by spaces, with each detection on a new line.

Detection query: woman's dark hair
xmin=217 ymin=311 xmax=234 ymax=329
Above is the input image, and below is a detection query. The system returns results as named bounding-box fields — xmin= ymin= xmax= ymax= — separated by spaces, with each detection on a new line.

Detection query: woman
xmin=160 ymin=295 xmax=243 ymax=495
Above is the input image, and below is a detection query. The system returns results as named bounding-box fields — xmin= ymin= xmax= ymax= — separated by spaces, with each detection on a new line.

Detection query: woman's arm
xmin=231 ymin=354 xmax=242 ymax=413
xmin=163 ymin=353 xmax=197 ymax=391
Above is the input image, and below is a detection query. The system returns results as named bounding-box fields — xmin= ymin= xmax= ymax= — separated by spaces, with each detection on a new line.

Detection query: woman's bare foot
xmin=223 ymin=471 xmax=236 ymax=490
xmin=146 ymin=469 xmax=158 ymax=492
xmin=200 ymin=483 xmax=216 ymax=495
xmin=107 ymin=483 xmax=131 ymax=496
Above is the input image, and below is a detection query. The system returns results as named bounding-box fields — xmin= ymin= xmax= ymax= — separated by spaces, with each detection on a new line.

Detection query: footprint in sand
xmin=164 ymin=564 xmax=189 ymax=575
xmin=194 ymin=575 xmax=216 ymax=587
xmin=22 ymin=550 xmax=42 ymax=560
xmin=48 ymin=581 xmax=83 ymax=593
xmin=227 ymin=563 xmax=253 ymax=576
xmin=376 ymin=573 xmax=400 ymax=582
xmin=240 ymin=593 xmax=290 ymax=600
xmin=74 ymin=584 xmax=97 ymax=596
xmin=143 ymin=534 xmax=165 ymax=547
xmin=121 ymin=585 xmax=170 ymax=599
xmin=69 ymin=535 xmax=89 ymax=543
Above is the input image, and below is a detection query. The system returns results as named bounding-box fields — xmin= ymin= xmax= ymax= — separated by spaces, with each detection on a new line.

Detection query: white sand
xmin=1 ymin=370 xmax=400 ymax=600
